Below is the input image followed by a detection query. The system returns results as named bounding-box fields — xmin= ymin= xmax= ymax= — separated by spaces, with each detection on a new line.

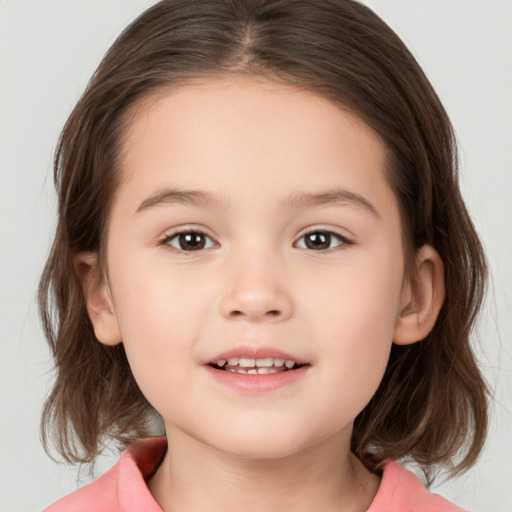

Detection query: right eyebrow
xmin=135 ymin=188 xmax=226 ymax=214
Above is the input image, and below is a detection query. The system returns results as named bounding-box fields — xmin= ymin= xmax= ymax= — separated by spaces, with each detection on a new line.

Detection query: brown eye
xmin=295 ymin=231 xmax=347 ymax=251
xmin=165 ymin=231 xmax=215 ymax=251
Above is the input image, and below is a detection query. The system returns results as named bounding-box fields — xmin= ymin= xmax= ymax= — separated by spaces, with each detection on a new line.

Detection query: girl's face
xmin=102 ymin=76 xmax=412 ymax=459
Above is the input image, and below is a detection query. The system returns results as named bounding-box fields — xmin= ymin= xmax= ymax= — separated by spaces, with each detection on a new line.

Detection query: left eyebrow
xmin=285 ymin=189 xmax=381 ymax=220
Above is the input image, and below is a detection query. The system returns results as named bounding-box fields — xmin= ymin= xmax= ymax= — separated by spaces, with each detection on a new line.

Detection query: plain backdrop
xmin=0 ymin=1 xmax=511 ymax=511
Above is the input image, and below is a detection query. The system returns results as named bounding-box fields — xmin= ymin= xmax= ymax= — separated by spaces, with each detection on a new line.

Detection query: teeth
xmin=257 ymin=367 xmax=280 ymax=374
xmin=255 ymin=358 xmax=273 ymax=367
xmin=226 ymin=367 xmax=281 ymax=374
xmin=219 ymin=357 xmax=296 ymax=368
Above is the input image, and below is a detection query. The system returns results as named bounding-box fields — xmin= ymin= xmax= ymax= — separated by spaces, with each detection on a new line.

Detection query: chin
xmin=203 ymin=424 xmax=339 ymax=462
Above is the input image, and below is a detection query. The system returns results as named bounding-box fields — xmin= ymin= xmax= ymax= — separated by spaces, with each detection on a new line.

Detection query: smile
xmin=205 ymin=347 xmax=310 ymax=391
xmin=211 ymin=357 xmax=302 ymax=374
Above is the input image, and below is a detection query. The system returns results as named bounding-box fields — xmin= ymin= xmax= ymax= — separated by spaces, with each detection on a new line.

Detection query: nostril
xmin=228 ymin=309 xmax=281 ymax=318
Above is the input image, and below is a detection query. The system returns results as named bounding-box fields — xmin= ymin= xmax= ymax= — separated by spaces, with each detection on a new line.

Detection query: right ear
xmin=73 ymin=252 xmax=122 ymax=346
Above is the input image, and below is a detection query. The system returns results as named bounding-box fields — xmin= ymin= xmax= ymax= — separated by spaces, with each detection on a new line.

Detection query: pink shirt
xmin=44 ymin=437 xmax=466 ymax=511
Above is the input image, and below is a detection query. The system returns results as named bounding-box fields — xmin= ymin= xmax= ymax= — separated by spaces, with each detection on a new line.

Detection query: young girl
xmin=39 ymin=1 xmax=489 ymax=510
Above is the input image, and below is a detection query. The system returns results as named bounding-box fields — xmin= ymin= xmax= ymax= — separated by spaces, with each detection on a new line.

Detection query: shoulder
xmin=42 ymin=437 xmax=167 ymax=512
xmin=368 ymin=461 xmax=467 ymax=512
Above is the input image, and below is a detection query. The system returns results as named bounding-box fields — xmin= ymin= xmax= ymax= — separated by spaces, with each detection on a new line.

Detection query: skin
xmin=77 ymin=76 xmax=444 ymax=512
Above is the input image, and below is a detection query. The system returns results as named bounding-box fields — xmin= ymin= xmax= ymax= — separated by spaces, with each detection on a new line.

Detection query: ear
xmin=73 ymin=252 xmax=122 ymax=346
xmin=393 ymin=244 xmax=445 ymax=346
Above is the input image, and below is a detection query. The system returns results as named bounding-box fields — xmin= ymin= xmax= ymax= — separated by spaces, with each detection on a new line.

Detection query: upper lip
xmin=205 ymin=345 xmax=308 ymax=366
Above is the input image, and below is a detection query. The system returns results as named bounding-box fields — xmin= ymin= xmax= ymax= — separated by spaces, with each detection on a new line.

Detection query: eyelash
xmin=160 ymin=230 xmax=218 ymax=252
xmin=160 ymin=228 xmax=353 ymax=253
xmin=294 ymin=230 xmax=352 ymax=251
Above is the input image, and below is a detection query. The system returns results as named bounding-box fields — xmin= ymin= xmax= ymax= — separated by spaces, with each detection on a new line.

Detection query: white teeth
xmin=227 ymin=367 xmax=282 ymax=374
xmin=255 ymin=358 xmax=273 ymax=367
xmin=217 ymin=356 xmax=299 ymax=370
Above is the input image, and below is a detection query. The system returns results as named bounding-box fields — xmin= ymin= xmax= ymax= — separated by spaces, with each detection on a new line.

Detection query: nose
xmin=219 ymin=250 xmax=294 ymax=322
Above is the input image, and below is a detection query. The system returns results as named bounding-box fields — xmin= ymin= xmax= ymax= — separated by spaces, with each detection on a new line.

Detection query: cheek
xmin=108 ymin=259 xmax=212 ymax=401
xmin=112 ymin=249 xmax=210 ymax=331
xmin=308 ymin=248 xmax=403 ymax=338
xmin=305 ymin=253 xmax=404 ymax=402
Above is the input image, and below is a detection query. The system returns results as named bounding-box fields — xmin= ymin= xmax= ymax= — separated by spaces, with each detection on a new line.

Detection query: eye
xmin=163 ymin=231 xmax=216 ymax=251
xmin=295 ymin=230 xmax=350 ymax=251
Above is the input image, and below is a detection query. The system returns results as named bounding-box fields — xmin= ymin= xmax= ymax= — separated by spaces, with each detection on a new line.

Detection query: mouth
xmin=205 ymin=349 xmax=310 ymax=391
xmin=208 ymin=357 xmax=308 ymax=375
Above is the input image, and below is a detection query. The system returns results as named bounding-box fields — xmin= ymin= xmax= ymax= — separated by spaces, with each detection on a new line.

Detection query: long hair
xmin=39 ymin=0 xmax=488 ymax=480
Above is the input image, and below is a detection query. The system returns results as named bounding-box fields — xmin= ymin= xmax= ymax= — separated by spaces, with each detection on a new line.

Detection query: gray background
xmin=1 ymin=1 xmax=511 ymax=511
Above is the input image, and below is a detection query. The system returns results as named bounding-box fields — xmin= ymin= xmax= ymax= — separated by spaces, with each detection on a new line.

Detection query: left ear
xmin=393 ymin=244 xmax=445 ymax=346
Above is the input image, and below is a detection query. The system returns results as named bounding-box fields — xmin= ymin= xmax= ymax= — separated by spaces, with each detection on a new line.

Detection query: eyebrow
xmin=135 ymin=187 xmax=381 ymax=219
xmin=136 ymin=188 xmax=226 ymax=213
xmin=285 ymin=189 xmax=381 ymax=219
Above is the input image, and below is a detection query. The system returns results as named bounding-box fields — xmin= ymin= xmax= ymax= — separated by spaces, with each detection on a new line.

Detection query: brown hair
xmin=39 ymin=0 xmax=488 ymax=481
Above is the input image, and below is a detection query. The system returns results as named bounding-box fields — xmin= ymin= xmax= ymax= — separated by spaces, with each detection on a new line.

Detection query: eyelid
xmin=159 ymin=226 xmax=219 ymax=251
xmin=294 ymin=227 xmax=354 ymax=250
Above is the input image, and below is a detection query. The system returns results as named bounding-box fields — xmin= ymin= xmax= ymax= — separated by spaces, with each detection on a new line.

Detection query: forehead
xmin=114 ymin=75 xmax=395 ymax=216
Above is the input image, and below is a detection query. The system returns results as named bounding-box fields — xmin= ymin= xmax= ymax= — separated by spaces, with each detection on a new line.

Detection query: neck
xmin=148 ymin=425 xmax=380 ymax=512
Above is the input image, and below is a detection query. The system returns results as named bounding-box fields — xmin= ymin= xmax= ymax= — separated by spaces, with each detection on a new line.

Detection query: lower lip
xmin=204 ymin=365 xmax=309 ymax=393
